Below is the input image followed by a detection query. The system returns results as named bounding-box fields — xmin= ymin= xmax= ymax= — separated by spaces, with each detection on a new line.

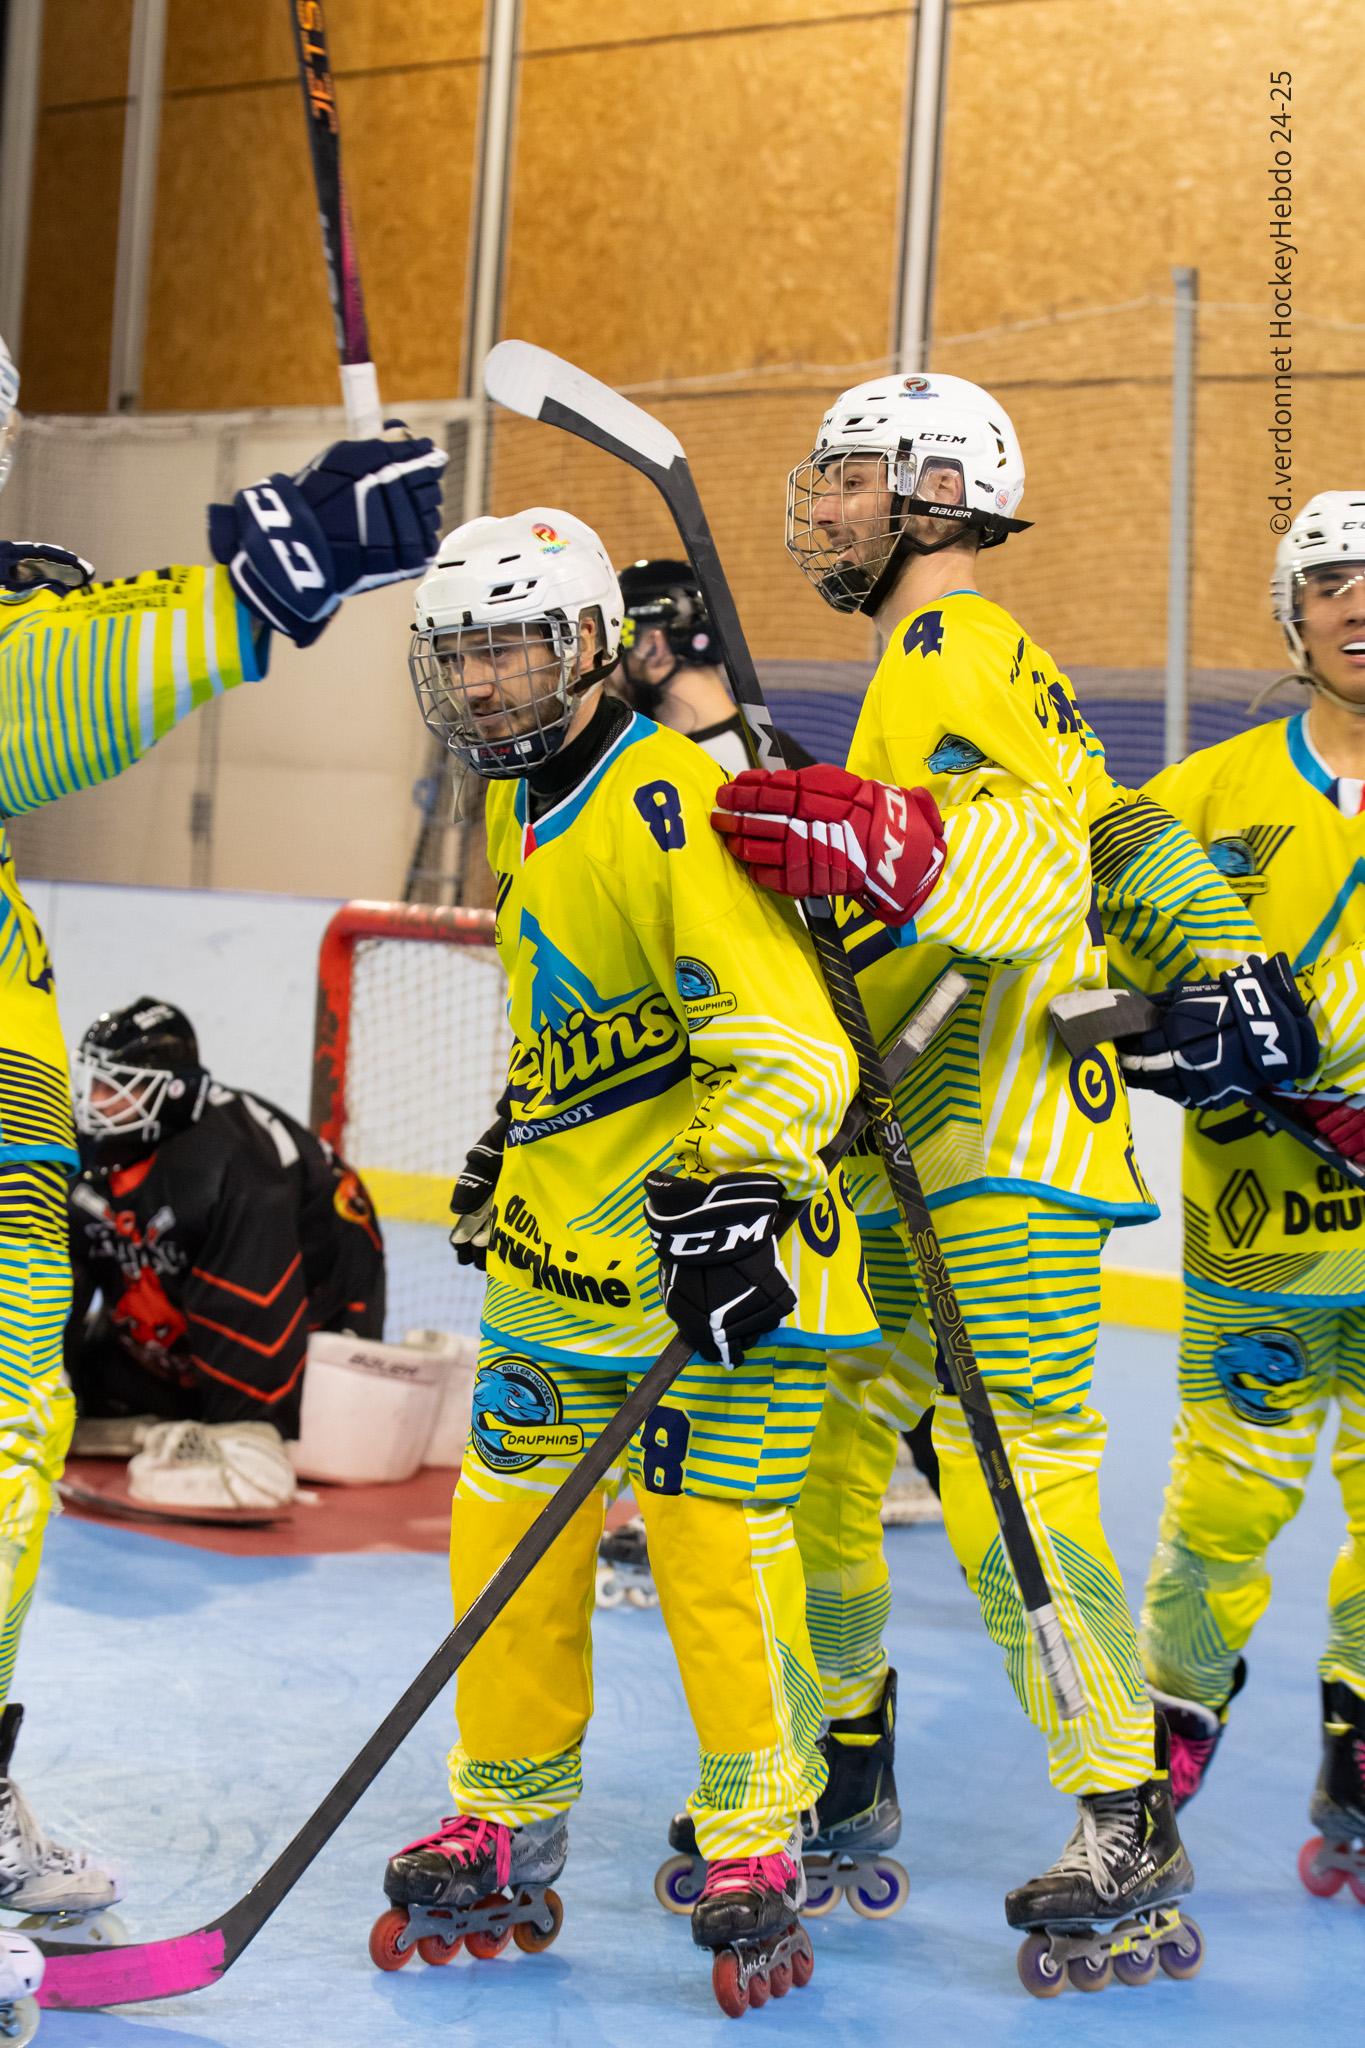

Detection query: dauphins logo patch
xmin=469 ymin=1356 xmax=584 ymax=1471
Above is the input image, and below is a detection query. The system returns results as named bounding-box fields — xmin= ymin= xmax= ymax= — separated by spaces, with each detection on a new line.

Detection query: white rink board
xmin=23 ymin=880 xmax=1187 ymax=1283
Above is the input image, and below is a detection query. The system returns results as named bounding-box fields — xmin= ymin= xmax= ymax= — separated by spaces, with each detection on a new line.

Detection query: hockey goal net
xmin=311 ymin=902 xmax=510 ymax=1344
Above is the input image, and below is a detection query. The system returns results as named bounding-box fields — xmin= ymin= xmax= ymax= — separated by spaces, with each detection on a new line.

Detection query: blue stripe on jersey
xmin=1294 ymin=859 xmax=1365 ymax=972
xmin=1287 ymin=711 xmax=1334 ymax=797
xmin=513 ymin=711 xmax=653 ymax=846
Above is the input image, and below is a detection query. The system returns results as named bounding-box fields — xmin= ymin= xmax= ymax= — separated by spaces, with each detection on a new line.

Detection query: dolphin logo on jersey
xmin=1211 ymin=1325 xmax=1310 ymax=1427
xmin=1207 ymin=826 xmax=1292 ymax=900
xmin=926 ymin=734 xmax=990 ymax=776
xmin=470 ymin=1356 xmax=584 ymax=1471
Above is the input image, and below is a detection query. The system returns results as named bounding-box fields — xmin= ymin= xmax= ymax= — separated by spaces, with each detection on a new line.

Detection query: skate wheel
xmin=790 ymin=1932 xmax=814 ymax=1989
xmin=1299 ymin=1835 xmax=1348 ymax=1897
xmin=1016 ymin=1933 xmax=1066 ymax=1999
xmin=416 ymin=1931 xmax=463 ymax=1966
xmin=848 ymin=1858 xmax=910 ymax=1919
xmin=513 ymin=1887 xmax=564 ymax=1953
xmin=654 ymin=1854 xmax=705 ymax=1914
xmin=465 ymin=1903 xmax=513 ymax=1960
xmin=769 ymin=1960 xmax=792 ymax=1998
xmin=1067 ymin=1951 xmax=1112 ymax=1993
xmin=1347 ymin=1869 xmax=1365 ymax=1906
xmin=0 ymin=2000 xmax=38 ymax=2048
xmin=748 ymin=1969 xmax=771 ymax=2008
xmin=1112 ymin=1945 xmax=1159 ymax=1987
xmin=368 ymin=1907 xmax=414 ymax=1972
xmin=801 ymin=1878 xmax=839 ymax=1917
xmin=595 ymin=1570 xmax=626 ymax=1610
xmin=16 ymin=1909 xmax=128 ymax=1949
xmin=711 ymin=1949 xmax=749 ymax=2018
xmin=1157 ymin=1916 xmax=1205 ymax=1981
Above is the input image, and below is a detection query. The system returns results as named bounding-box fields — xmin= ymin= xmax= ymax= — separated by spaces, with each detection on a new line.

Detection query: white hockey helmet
xmin=787 ymin=371 xmax=1030 ymax=615
xmin=0 ymin=335 xmax=19 ymax=495
xmin=409 ymin=508 xmax=623 ymax=778
xmin=1271 ymin=492 xmax=1365 ymax=674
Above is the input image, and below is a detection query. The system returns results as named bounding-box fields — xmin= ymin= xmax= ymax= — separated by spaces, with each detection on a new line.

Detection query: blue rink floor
xmin=20 ymin=1328 xmax=1361 ymax=2047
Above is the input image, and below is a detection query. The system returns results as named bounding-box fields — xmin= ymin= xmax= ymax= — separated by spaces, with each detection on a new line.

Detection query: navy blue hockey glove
xmin=208 ymin=428 xmax=447 ymax=648
xmin=448 ymin=1113 xmax=509 ymax=1270
xmin=1116 ymin=952 xmax=1319 ymax=1109
xmin=644 ymin=1170 xmax=796 ymax=1369
xmin=0 ymin=541 xmax=93 ymax=596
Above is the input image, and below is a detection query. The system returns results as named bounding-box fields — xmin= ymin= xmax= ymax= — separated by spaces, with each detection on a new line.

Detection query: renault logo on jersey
xmin=1215 ymin=1167 xmax=1271 ymax=1248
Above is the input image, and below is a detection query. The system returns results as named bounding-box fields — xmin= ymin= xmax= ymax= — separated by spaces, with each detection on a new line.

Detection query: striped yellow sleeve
xmin=1092 ymin=790 xmax=1264 ymax=992
xmin=0 ymin=565 xmax=264 ymax=815
xmin=910 ymin=785 xmax=1091 ymax=962
xmin=1300 ymin=942 xmax=1365 ymax=1095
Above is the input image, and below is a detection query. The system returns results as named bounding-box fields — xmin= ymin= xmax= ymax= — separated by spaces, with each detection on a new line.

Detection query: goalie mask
xmin=73 ymin=998 xmax=210 ymax=1167
xmin=787 ymin=372 xmax=1030 ymax=616
xmin=0 ymin=335 xmax=18 ymax=496
xmin=1271 ymin=492 xmax=1365 ymax=713
xmin=409 ymin=509 xmax=623 ymax=778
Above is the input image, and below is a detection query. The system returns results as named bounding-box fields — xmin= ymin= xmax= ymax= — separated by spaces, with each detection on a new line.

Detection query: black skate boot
xmin=1006 ymin=1716 xmax=1202 ymax=1996
xmin=370 ymin=1812 xmax=567 ymax=1969
xmin=691 ymin=1834 xmax=814 ymax=2016
xmin=803 ymin=1668 xmax=908 ymax=1918
xmin=1299 ymin=1679 xmax=1365 ymax=1903
xmin=595 ymin=1515 xmax=657 ymax=1609
xmin=1149 ymin=1657 xmax=1246 ymax=1811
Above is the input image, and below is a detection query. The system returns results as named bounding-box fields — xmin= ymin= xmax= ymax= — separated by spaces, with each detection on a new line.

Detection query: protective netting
xmin=331 ymin=922 xmax=510 ymax=1343
xmin=7 ymin=301 xmax=1365 ymax=902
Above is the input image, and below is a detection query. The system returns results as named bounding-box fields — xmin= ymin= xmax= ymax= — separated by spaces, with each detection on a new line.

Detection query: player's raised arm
xmin=0 ymin=334 xmax=445 ymax=817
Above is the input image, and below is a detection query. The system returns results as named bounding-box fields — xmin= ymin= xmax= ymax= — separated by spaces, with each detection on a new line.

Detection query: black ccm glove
xmin=643 ymin=1170 xmax=796 ymax=1369
xmin=448 ymin=1114 xmax=509 ymax=1270
xmin=1116 ymin=953 xmax=1319 ymax=1110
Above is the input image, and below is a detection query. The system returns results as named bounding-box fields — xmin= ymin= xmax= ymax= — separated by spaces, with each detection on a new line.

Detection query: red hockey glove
xmin=1292 ymin=1094 xmax=1365 ymax=1167
xmin=711 ymin=765 xmax=945 ymax=925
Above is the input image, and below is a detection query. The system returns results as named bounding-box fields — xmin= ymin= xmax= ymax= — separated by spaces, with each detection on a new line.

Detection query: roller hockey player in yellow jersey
xmin=0 ymin=333 xmax=443 ymax=1993
xmin=1109 ymin=493 xmax=1365 ymax=1900
xmin=711 ymin=372 xmax=1284 ymax=1988
xmin=374 ymin=507 xmax=882 ymax=2014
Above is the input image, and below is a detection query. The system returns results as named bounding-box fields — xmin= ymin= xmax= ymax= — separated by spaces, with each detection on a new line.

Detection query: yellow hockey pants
xmin=1141 ymin=1284 xmax=1365 ymax=1708
xmin=0 ymin=1166 xmax=77 ymax=1705
xmin=447 ymin=1337 xmax=828 ymax=1858
xmin=795 ymin=1199 xmax=1156 ymax=1793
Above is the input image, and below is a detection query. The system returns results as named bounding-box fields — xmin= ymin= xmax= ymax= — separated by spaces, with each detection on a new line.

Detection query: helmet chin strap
xmin=857 ymin=508 xmax=971 ymax=618
xmin=1308 ymin=668 xmax=1365 ymax=718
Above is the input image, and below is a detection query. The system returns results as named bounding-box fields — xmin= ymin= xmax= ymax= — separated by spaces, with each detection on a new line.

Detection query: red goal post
xmin=310 ymin=901 xmax=509 ymax=1340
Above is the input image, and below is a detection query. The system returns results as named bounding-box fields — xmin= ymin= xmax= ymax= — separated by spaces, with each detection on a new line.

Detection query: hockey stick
xmin=34 ymin=998 xmax=959 ymax=2011
xmin=484 ymin=339 xmax=1088 ymax=1723
xmin=289 ymin=0 xmax=382 ymax=436
xmin=1052 ymin=986 xmax=1365 ymax=1191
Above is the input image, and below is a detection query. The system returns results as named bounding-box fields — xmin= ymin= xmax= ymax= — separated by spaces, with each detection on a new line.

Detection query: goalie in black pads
xmin=66 ymin=999 xmax=385 ymax=1510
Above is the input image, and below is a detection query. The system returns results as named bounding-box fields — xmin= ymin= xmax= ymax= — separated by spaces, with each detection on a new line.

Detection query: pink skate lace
xmin=1169 ymin=1730 xmax=1216 ymax=1806
xmin=398 ymin=1815 xmax=512 ymax=1888
xmin=701 ymin=1851 xmax=799 ymax=1901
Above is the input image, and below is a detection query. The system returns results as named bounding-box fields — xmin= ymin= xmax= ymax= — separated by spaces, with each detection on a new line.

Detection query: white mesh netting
xmin=331 ymin=920 xmax=510 ymax=1344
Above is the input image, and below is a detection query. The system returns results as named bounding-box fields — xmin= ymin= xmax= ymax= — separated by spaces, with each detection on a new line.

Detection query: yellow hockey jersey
xmin=480 ymin=712 xmax=879 ymax=1367
xmin=836 ymin=592 xmax=1158 ymax=1224
xmin=1149 ymin=710 xmax=1365 ymax=1302
xmin=0 ymin=566 xmax=264 ymax=1169
xmin=1301 ymin=940 xmax=1365 ymax=1096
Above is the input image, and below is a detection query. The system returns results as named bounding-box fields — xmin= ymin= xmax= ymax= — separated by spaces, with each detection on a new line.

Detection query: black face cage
xmin=408 ymin=612 xmax=614 ymax=780
xmin=786 ymin=447 xmax=1007 ymax=615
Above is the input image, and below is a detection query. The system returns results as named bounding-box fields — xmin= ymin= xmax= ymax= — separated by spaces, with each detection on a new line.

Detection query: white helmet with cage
xmin=787 ymin=371 xmax=1030 ymax=615
xmin=1271 ymin=491 xmax=1365 ymax=675
xmin=409 ymin=508 xmax=623 ymax=778
xmin=0 ymin=334 xmax=19 ymax=495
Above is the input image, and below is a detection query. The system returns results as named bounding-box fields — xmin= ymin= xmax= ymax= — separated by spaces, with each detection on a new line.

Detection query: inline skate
xmin=369 ymin=1812 xmax=567 ymax=1969
xmin=1299 ymin=1679 xmax=1365 ymax=1903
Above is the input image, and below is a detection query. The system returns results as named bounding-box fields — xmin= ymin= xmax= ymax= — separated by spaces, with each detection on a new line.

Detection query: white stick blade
xmin=483 ymin=341 xmax=685 ymax=470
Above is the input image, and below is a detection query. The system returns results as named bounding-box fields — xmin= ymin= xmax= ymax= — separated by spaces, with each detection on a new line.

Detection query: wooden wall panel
xmin=163 ymin=0 xmax=482 ymax=93
xmin=39 ymin=0 xmax=133 ymax=107
xmin=504 ymin=15 xmax=908 ymax=388
xmin=21 ymin=108 xmax=125 ymax=411
xmin=523 ymin=0 xmax=908 ymax=52
xmin=938 ymin=0 xmax=1354 ymax=330
xmin=141 ymin=59 xmax=481 ymax=410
